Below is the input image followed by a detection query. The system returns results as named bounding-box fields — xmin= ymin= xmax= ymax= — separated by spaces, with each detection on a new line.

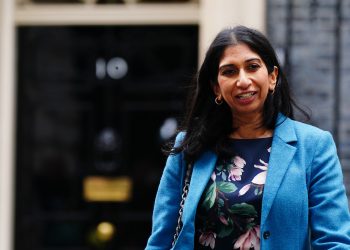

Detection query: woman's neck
xmin=230 ymin=127 xmax=273 ymax=139
xmin=230 ymin=114 xmax=273 ymax=139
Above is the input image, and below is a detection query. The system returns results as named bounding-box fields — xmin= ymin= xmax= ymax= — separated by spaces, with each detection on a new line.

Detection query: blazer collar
xmin=261 ymin=113 xmax=297 ymax=225
xmin=273 ymin=113 xmax=297 ymax=144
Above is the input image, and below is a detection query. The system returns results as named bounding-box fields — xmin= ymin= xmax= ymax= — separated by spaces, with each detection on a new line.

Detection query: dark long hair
xmin=170 ymin=25 xmax=306 ymax=162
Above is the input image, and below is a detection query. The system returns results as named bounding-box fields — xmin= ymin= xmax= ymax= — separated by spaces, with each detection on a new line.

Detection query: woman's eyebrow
xmin=219 ymin=58 xmax=262 ymax=69
xmin=245 ymin=58 xmax=261 ymax=63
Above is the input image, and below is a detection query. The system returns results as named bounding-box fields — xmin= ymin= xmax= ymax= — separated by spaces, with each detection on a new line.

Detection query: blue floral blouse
xmin=195 ymin=137 xmax=272 ymax=250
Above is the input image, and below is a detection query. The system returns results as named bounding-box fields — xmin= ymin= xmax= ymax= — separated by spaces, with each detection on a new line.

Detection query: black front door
xmin=15 ymin=25 xmax=198 ymax=250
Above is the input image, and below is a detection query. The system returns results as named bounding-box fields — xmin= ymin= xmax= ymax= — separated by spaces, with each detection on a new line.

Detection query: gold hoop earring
xmin=215 ymin=96 xmax=223 ymax=105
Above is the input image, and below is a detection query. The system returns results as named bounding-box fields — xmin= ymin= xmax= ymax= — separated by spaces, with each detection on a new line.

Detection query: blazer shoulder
xmin=276 ymin=116 xmax=334 ymax=148
xmin=292 ymin=119 xmax=331 ymax=139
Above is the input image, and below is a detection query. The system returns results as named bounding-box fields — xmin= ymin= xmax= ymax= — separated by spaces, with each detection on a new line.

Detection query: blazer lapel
xmin=182 ymin=150 xmax=217 ymax=224
xmin=261 ymin=114 xmax=297 ymax=225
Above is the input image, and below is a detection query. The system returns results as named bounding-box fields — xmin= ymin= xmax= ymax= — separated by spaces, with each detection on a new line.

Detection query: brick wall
xmin=267 ymin=0 xmax=350 ymax=204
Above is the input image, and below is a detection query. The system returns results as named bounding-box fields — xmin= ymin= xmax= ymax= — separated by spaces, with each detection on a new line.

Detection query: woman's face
xmin=214 ymin=43 xmax=278 ymax=122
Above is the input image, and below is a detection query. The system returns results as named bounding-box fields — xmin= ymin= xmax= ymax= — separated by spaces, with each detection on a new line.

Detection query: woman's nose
xmin=236 ymin=70 xmax=251 ymax=88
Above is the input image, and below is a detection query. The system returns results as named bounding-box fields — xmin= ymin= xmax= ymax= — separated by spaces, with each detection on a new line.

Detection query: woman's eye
xmin=221 ymin=69 xmax=236 ymax=76
xmin=247 ymin=64 xmax=260 ymax=71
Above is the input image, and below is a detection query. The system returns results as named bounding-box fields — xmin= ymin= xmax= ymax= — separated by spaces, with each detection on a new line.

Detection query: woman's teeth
xmin=237 ymin=92 xmax=255 ymax=99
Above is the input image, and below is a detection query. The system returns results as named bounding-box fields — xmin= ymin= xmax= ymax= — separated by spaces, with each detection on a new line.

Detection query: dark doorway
xmin=15 ymin=25 xmax=198 ymax=250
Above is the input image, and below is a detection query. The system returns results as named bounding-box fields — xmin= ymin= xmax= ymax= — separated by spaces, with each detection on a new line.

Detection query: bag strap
xmin=172 ymin=162 xmax=193 ymax=247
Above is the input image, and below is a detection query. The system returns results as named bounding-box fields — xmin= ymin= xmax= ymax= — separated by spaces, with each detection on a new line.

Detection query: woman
xmin=145 ymin=26 xmax=350 ymax=250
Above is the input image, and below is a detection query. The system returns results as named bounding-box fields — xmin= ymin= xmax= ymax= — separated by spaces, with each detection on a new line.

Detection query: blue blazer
xmin=145 ymin=114 xmax=350 ymax=250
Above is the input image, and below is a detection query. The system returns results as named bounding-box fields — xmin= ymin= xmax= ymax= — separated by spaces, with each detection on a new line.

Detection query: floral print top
xmin=195 ymin=137 xmax=272 ymax=250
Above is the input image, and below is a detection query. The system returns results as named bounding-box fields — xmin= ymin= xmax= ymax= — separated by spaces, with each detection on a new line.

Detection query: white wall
xmin=0 ymin=0 xmax=15 ymax=250
xmin=199 ymin=0 xmax=266 ymax=62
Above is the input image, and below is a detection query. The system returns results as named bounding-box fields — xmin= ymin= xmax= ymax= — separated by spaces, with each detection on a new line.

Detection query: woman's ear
xmin=269 ymin=66 xmax=278 ymax=91
xmin=213 ymin=82 xmax=221 ymax=96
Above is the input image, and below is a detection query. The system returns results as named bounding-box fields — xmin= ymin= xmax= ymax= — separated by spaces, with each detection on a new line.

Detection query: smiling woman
xmin=145 ymin=26 xmax=350 ymax=250
xmin=214 ymin=44 xmax=278 ymax=138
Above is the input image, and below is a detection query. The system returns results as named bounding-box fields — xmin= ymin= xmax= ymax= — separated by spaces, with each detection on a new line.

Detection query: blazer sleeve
xmin=308 ymin=131 xmax=350 ymax=249
xmin=145 ymin=132 xmax=186 ymax=250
